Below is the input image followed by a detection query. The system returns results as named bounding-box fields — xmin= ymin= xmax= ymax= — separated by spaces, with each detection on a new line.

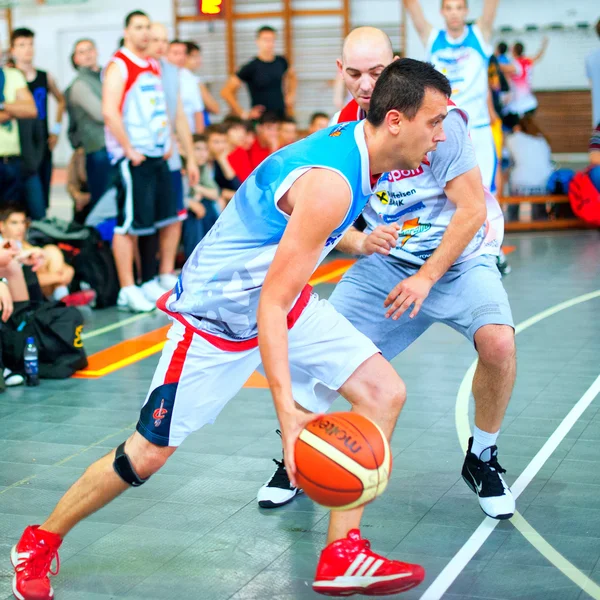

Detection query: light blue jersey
xmin=163 ymin=120 xmax=375 ymax=345
xmin=427 ymin=24 xmax=492 ymax=128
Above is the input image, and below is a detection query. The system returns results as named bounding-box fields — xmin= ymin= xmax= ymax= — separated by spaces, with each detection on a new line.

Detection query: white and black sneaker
xmin=257 ymin=431 xmax=303 ymax=509
xmin=462 ymin=437 xmax=515 ymax=520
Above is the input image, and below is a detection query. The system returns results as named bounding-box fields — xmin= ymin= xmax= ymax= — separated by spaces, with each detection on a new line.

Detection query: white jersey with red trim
xmin=104 ymin=47 xmax=171 ymax=163
xmin=336 ymin=99 xmax=504 ymax=265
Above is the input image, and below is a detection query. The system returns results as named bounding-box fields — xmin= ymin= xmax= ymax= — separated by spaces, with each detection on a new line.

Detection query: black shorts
xmin=114 ymin=157 xmax=178 ymax=236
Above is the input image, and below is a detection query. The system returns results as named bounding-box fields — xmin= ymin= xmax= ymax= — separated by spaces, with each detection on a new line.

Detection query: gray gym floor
xmin=0 ymin=229 xmax=599 ymax=600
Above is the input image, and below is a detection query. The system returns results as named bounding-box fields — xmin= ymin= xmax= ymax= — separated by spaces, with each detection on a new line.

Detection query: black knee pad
xmin=113 ymin=441 xmax=150 ymax=487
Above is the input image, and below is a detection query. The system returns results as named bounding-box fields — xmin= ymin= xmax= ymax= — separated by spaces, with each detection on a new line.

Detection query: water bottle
xmin=24 ymin=336 xmax=39 ymax=387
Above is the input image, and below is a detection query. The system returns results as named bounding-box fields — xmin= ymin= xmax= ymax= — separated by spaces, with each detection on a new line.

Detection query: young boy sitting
xmin=182 ymin=135 xmax=221 ymax=259
xmin=0 ymin=205 xmax=96 ymax=306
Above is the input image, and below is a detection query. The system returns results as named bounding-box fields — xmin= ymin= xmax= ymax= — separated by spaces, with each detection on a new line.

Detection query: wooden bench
xmin=499 ymin=194 xmax=594 ymax=231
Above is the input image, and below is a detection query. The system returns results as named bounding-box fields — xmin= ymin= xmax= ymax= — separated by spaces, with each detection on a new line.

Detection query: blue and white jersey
xmin=427 ymin=24 xmax=492 ymax=128
xmin=162 ymin=120 xmax=376 ymax=345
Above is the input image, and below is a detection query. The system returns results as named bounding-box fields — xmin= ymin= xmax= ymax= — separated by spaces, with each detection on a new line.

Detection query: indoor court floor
xmin=0 ymin=229 xmax=599 ymax=600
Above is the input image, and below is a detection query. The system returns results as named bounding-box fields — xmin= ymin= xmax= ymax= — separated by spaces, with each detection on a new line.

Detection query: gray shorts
xmin=291 ymin=252 xmax=514 ymax=412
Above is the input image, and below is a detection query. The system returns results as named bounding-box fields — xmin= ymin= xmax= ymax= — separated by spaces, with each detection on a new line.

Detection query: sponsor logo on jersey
xmin=375 ymin=189 xmax=417 ymax=206
xmin=400 ymin=217 xmax=431 ymax=246
xmin=325 ymin=232 xmax=342 ymax=247
xmin=382 ymin=166 xmax=424 ymax=182
xmin=329 ymin=123 xmax=349 ymax=137
xmin=153 ymin=399 xmax=168 ymax=427
xmin=381 ymin=201 xmax=426 ymax=224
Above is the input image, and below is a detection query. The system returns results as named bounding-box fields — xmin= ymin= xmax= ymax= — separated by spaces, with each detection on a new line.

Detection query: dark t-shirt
xmin=214 ymin=161 xmax=241 ymax=192
xmin=237 ymin=56 xmax=288 ymax=117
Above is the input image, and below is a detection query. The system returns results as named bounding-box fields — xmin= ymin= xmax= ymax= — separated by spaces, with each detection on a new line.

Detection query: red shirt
xmin=248 ymin=138 xmax=272 ymax=170
xmin=228 ymin=147 xmax=253 ymax=182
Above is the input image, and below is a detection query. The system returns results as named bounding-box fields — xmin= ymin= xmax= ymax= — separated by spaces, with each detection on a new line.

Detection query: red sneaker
xmin=11 ymin=526 xmax=62 ymax=600
xmin=313 ymin=529 xmax=425 ymax=596
xmin=61 ymin=289 xmax=97 ymax=307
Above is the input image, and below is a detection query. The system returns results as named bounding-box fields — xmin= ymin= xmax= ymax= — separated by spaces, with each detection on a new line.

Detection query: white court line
xmin=421 ymin=374 xmax=600 ymax=600
xmin=420 ymin=289 xmax=600 ymax=600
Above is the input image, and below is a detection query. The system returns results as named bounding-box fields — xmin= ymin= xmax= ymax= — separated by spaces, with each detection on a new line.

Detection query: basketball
xmin=294 ymin=412 xmax=392 ymax=510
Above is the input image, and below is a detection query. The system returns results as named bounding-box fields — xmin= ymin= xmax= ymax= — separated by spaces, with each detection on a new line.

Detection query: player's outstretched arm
xmin=257 ymin=168 xmax=352 ymax=486
xmin=403 ymin=0 xmax=433 ymax=47
xmin=532 ymin=36 xmax=549 ymax=64
xmin=478 ymin=0 xmax=500 ymax=43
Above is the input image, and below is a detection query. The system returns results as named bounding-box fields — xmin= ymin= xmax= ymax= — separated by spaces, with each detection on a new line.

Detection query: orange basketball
xmin=295 ymin=412 xmax=392 ymax=510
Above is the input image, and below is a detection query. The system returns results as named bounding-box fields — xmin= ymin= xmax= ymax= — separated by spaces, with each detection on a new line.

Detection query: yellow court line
xmin=511 ymin=511 xmax=600 ymax=600
xmin=76 ymin=343 xmax=167 ymax=378
xmin=451 ymin=289 xmax=600 ymax=598
xmin=308 ymin=265 xmax=352 ymax=286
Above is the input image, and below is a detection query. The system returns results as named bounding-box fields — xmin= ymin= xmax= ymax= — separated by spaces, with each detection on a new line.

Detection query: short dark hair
xmin=223 ymin=115 xmax=244 ymax=129
xmin=596 ymin=19 xmax=600 ymax=39
xmin=205 ymin=124 xmax=228 ymax=138
xmin=0 ymin=203 xmax=26 ymax=222
xmin=441 ymin=0 xmax=467 ymax=7
xmin=192 ymin=134 xmax=207 ymax=144
xmin=280 ymin=116 xmax=297 ymax=125
xmin=310 ymin=112 xmax=329 ymax=124
xmin=513 ymin=42 xmax=525 ymax=57
xmin=258 ymin=111 xmax=280 ymax=126
xmin=170 ymin=39 xmax=186 ymax=46
xmin=497 ymin=41 xmax=508 ymax=54
xmin=125 ymin=10 xmax=148 ymax=28
xmin=11 ymin=27 xmax=34 ymax=46
xmin=185 ymin=41 xmax=200 ymax=55
xmin=367 ymin=58 xmax=452 ymax=126
xmin=256 ymin=26 xmax=276 ymax=38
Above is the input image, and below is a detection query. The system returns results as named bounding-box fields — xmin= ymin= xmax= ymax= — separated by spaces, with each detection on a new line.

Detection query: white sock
xmin=471 ymin=426 xmax=499 ymax=458
xmin=53 ymin=285 xmax=69 ymax=300
xmin=159 ymin=274 xmax=173 ymax=288
xmin=121 ymin=285 xmax=137 ymax=295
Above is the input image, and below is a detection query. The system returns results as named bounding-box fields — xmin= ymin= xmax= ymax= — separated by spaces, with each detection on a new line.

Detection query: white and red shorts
xmin=136 ymin=294 xmax=379 ymax=446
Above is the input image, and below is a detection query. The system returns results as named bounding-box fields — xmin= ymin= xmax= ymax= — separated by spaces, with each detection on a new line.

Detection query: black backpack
xmin=28 ymin=219 xmax=119 ymax=309
xmin=1 ymin=301 xmax=88 ymax=379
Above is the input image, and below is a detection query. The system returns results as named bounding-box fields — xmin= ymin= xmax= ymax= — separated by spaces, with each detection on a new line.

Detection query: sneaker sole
xmin=462 ymin=475 xmax=514 ymax=521
xmin=312 ymin=572 xmax=424 ymax=596
xmin=10 ymin=545 xmax=54 ymax=600
xmin=258 ymin=489 xmax=303 ymax=509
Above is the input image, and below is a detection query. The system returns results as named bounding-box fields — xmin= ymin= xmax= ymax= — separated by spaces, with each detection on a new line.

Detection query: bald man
xmin=140 ymin=23 xmax=199 ymax=296
xmin=259 ymin=26 xmax=516 ymax=523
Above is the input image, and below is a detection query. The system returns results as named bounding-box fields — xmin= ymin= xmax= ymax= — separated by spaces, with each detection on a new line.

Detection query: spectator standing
xmin=504 ymin=114 xmax=553 ymax=222
xmin=11 ymin=28 xmax=65 ymax=210
xmin=0 ymin=60 xmax=37 ymax=206
xmin=184 ymin=42 xmax=220 ymax=126
xmin=248 ymin=111 xmax=279 ymax=170
xmin=585 ymin=20 xmax=600 ymax=127
xmin=103 ymin=10 xmax=175 ymax=313
xmin=65 ymin=38 xmax=112 ymax=223
xmin=146 ymin=23 xmax=199 ymax=294
xmin=308 ymin=111 xmax=329 ymax=134
xmin=221 ymin=26 xmax=296 ymax=119
xmin=501 ymin=38 xmax=549 ymax=117
xmin=166 ymin=39 xmax=204 ymax=134
xmin=278 ymin=116 xmax=297 ymax=147
xmin=182 ymin=134 xmax=220 ymax=259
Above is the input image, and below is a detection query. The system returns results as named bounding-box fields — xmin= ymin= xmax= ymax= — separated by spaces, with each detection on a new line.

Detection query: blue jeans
xmin=182 ymin=200 xmax=219 ymax=259
xmin=0 ymin=158 xmax=23 ymax=206
xmin=590 ymin=166 xmax=600 ymax=192
xmin=23 ymin=172 xmax=46 ymax=220
xmin=86 ymin=148 xmax=111 ymax=206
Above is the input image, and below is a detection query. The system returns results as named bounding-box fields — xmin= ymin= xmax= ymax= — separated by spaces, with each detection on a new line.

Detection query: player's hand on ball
xmin=279 ymin=408 xmax=318 ymax=488
xmin=361 ymin=224 xmax=400 ymax=256
xmin=384 ymin=272 xmax=434 ymax=320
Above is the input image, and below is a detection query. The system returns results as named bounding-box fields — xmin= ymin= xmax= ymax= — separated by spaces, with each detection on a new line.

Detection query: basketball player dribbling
xmin=259 ymin=27 xmax=516 ymax=523
xmin=10 ymin=59 xmax=453 ymax=600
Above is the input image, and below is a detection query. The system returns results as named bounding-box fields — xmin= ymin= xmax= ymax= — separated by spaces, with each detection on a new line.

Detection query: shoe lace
xmin=481 ymin=456 xmax=507 ymax=495
xmin=267 ymin=458 xmax=293 ymax=489
xmin=15 ymin=544 xmax=60 ymax=579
